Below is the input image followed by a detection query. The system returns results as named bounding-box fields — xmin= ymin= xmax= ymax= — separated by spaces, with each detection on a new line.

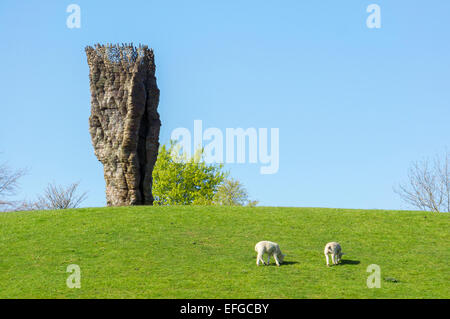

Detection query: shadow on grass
xmin=340 ymin=259 xmax=360 ymax=265
xmin=263 ymin=261 xmax=298 ymax=266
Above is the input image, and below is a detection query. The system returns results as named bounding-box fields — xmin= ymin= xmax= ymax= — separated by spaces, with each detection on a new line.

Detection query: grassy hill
xmin=0 ymin=206 xmax=448 ymax=298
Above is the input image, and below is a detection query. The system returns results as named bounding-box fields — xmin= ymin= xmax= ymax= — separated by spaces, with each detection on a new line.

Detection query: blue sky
xmin=0 ymin=0 xmax=449 ymax=210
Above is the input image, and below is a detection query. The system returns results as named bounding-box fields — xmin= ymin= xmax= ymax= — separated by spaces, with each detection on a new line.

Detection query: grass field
xmin=0 ymin=206 xmax=448 ymax=298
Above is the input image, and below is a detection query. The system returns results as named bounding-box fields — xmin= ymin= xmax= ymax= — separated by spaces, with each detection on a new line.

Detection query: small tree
xmin=152 ymin=142 xmax=226 ymax=205
xmin=213 ymin=178 xmax=259 ymax=207
xmin=0 ymin=161 xmax=27 ymax=211
xmin=33 ymin=182 xmax=88 ymax=210
xmin=394 ymin=151 xmax=449 ymax=213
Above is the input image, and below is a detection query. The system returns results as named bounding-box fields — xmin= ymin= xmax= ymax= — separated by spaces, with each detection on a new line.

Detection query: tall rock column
xmin=85 ymin=43 xmax=161 ymax=206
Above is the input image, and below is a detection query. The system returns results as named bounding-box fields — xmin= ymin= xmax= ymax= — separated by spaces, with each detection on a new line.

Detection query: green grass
xmin=0 ymin=206 xmax=448 ymax=298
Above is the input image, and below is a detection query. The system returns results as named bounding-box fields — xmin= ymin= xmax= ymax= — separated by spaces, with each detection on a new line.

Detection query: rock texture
xmin=85 ymin=43 xmax=160 ymax=206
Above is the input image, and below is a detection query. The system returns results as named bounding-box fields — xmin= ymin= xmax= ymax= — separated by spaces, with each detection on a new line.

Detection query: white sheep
xmin=255 ymin=241 xmax=286 ymax=266
xmin=324 ymin=242 xmax=344 ymax=266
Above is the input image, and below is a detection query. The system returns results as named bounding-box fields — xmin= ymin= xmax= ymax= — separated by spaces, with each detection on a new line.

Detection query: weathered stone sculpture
xmin=85 ymin=43 xmax=160 ymax=206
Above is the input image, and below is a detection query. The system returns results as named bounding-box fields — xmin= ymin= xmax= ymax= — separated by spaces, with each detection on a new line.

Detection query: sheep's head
xmin=279 ymin=254 xmax=286 ymax=263
xmin=337 ymin=252 xmax=344 ymax=262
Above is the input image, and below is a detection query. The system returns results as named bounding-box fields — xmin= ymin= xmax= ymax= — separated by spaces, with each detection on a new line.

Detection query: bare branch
xmin=395 ymin=151 xmax=449 ymax=213
xmin=34 ymin=182 xmax=88 ymax=210
xmin=0 ymin=161 xmax=27 ymax=211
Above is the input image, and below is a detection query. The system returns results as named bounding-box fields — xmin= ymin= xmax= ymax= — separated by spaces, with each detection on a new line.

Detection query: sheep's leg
xmin=331 ymin=254 xmax=336 ymax=265
xmin=257 ymin=253 xmax=266 ymax=266
xmin=274 ymin=254 xmax=280 ymax=267
xmin=267 ymin=255 xmax=270 ymax=265
xmin=325 ymin=253 xmax=329 ymax=266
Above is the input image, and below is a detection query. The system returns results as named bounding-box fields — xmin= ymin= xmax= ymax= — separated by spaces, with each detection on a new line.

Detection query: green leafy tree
xmin=213 ymin=178 xmax=258 ymax=207
xmin=152 ymin=142 xmax=226 ymax=205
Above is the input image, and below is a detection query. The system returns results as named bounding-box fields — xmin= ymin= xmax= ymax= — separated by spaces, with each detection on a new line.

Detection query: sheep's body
xmin=255 ymin=241 xmax=285 ymax=266
xmin=324 ymin=242 xmax=344 ymax=266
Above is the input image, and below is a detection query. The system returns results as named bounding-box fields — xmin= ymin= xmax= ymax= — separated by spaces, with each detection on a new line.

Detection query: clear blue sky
xmin=0 ymin=0 xmax=449 ymax=210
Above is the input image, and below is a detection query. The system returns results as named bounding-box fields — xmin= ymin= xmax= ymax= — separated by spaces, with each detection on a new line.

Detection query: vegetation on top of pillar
xmin=85 ymin=43 xmax=155 ymax=70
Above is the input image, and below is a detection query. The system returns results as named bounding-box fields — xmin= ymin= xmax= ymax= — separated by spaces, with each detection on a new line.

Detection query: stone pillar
xmin=85 ymin=43 xmax=160 ymax=206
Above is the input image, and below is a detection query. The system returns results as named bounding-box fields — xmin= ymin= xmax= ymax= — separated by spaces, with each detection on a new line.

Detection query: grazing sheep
xmin=324 ymin=242 xmax=344 ymax=266
xmin=255 ymin=241 xmax=286 ymax=266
